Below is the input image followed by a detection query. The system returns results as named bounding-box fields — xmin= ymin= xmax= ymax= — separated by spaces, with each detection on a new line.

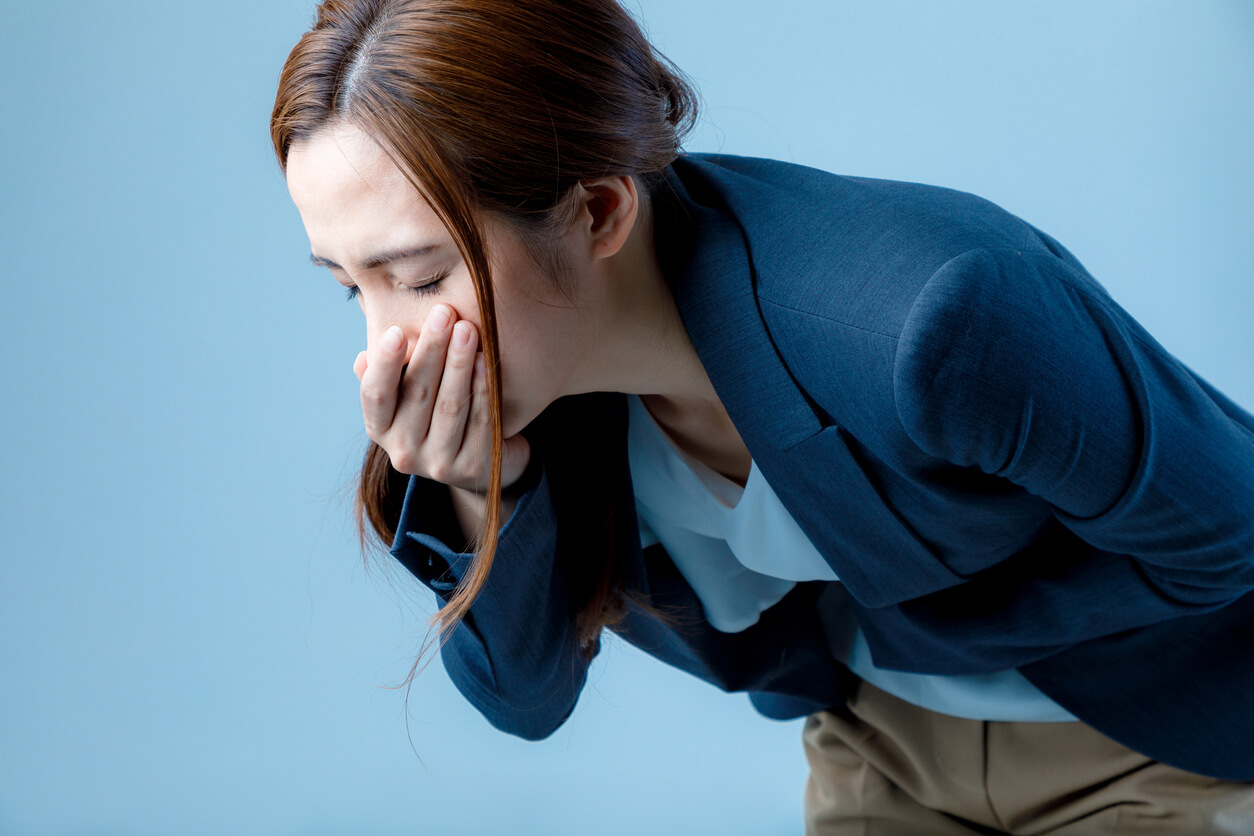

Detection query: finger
xmin=353 ymin=350 xmax=368 ymax=382
xmin=360 ymin=325 xmax=408 ymax=438
xmin=394 ymin=304 xmax=455 ymax=443
xmin=428 ymin=319 xmax=479 ymax=464
xmin=454 ymin=351 xmax=492 ymax=486
xmin=456 ymin=353 xmax=531 ymax=492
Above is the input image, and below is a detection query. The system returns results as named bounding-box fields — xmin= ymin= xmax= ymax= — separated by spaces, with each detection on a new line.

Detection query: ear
xmin=573 ymin=175 xmax=640 ymax=260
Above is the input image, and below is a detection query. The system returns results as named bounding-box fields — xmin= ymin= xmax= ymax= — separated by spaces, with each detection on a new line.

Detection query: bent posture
xmin=272 ymin=1 xmax=1254 ymax=832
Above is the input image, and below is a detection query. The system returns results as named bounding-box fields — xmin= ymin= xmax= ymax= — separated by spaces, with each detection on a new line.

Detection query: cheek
xmin=442 ymin=289 xmax=485 ymax=342
xmin=368 ymin=294 xmax=474 ymax=361
xmin=493 ymin=330 xmax=541 ymax=387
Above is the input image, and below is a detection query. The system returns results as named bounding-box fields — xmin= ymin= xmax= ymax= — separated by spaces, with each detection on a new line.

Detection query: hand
xmin=354 ymin=305 xmax=532 ymax=493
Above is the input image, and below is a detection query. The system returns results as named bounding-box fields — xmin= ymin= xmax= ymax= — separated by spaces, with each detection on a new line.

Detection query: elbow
xmin=440 ymin=644 xmax=582 ymax=742
xmin=482 ymin=698 xmax=577 ymax=742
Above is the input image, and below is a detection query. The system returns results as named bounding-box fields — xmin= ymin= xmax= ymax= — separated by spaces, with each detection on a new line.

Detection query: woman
xmin=271 ymin=1 xmax=1254 ymax=832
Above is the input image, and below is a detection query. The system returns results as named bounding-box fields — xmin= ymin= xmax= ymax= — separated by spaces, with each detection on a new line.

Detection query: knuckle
xmin=426 ymin=461 xmax=452 ymax=484
xmin=360 ymin=385 xmax=387 ymax=409
xmin=408 ymin=382 xmax=433 ymax=404
xmin=436 ymin=396 xmax=466 ymax=419
xmin=389 ymin=448 xmax=416 ymax=474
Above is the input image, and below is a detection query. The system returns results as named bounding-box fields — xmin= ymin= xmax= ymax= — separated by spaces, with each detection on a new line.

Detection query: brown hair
xmin=270 ymin=0 xmax=698 ymax=670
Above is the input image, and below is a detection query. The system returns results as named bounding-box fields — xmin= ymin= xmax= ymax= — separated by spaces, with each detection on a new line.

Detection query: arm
xmin=389 ymin=451 xmax=591 ymax=741
xmin=353 ymin=310 xmax=594 ymax=740
xmin=894 ymin=247 xmax=1254 ymax=605
xmin=393 ymin=390 xmax=854 ymax=728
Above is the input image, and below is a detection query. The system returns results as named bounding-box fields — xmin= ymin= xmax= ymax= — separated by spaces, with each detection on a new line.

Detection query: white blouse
xmin=626 ymin=393 xmax=1078 ymax=723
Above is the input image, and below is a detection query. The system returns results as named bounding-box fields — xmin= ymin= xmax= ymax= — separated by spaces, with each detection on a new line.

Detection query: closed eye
xmin=341 ymin=270 xmax=450 ymax=303
xmin=406 ymin=269 xmax=450 ymax=297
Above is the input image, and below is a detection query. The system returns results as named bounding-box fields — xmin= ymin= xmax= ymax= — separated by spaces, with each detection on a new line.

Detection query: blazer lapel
xmin=656 ymin=158 xmax=965 ymax=607
xmin=656 ymin=161 xmax=822 ymax=449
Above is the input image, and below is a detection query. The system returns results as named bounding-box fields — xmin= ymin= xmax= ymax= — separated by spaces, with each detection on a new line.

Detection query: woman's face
xmin=285 ymin=122 xmax=591 ymax=438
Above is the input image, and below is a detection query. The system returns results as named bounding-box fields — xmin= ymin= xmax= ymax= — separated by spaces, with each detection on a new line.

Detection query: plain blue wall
xmin=1 ymin=2 xmax=1251 ymax=834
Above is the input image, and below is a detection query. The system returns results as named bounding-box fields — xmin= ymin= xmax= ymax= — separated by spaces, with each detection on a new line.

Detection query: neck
xmin=570 ymin=198 xmax=721 ymax=417
xmin=562 ymin=198 xmax=752 ymax=485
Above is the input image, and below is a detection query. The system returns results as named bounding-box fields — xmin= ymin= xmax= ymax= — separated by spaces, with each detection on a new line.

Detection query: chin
xmin=499 ymin=403 xmax=523 ymax=440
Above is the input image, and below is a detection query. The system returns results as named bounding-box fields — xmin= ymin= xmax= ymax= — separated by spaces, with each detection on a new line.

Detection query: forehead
xmin=285 ymin=123 xmax=442 ymax=252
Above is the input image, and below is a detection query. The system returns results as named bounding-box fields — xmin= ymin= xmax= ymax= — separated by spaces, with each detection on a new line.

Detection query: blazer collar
xmin=655 ymin=157 xmax=823 ymax=450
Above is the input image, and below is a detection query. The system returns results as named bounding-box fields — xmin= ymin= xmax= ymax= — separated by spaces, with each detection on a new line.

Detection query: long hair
xmin=270 ymin=0 xmax=698 ymax=674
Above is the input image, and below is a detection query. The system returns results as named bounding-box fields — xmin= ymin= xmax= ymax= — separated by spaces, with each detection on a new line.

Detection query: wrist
xmin=448 ymin=482 xmax=522 ymax=552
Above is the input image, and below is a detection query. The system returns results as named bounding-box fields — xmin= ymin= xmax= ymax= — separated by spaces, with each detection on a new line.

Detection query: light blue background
xmin=2 ymin=2 xmax=1251 ymax=834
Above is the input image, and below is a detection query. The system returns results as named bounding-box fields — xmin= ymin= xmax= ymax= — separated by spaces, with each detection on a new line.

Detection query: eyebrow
xmin=309 ymin=244 xmax=441 ymax=271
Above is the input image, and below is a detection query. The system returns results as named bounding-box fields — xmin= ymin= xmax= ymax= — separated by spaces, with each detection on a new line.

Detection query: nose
xmin=361 ymin=295 xmax=419 ymax=365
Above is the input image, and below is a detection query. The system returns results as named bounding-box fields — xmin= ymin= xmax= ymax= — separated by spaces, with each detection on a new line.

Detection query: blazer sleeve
xmin=893 ymin=246 xmax=1254 ymax=607
xmin=387 ymin=453 xmax=591 ymax=741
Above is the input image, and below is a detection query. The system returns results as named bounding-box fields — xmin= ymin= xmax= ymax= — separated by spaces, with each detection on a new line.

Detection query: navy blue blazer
xmin=389 ymin=153 xmax=1254 ymax=781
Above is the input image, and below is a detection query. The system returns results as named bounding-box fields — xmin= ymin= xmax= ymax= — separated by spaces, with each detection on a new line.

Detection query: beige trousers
xmin=803 ymin=679 xmax=1254 ymax=835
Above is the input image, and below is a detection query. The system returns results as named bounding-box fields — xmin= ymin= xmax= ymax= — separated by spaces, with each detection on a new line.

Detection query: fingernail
xmin=428 ymin=305 xmax=451 ymax=331
xmin=474 ymin=353 xmax=485 ymax=376
xmin=381 ymin=326 xmax=403 ymax=353
xmin=452 ymin=322 xmax=472 ymax=347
